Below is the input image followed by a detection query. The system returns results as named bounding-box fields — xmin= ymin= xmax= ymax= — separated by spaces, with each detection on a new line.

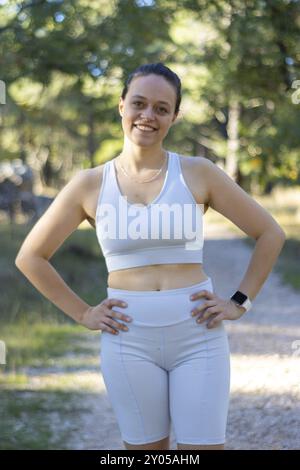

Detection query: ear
xmin=119 ymin=97 xmax=124 ymax=117
xmin=171 ymin=112 xmax=178 ymax=124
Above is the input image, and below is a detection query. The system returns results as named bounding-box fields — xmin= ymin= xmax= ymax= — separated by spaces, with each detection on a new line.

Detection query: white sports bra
xmin=95 ymin=151 xmax=204 ymax=272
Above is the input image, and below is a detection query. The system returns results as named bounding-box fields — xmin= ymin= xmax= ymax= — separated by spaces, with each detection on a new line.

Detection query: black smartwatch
xmin=230 ymin=290 xmax=252 ymax=312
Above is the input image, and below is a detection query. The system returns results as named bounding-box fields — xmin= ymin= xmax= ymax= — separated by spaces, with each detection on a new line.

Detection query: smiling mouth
xmin=134 ymin=124 xmax=158 ymax=132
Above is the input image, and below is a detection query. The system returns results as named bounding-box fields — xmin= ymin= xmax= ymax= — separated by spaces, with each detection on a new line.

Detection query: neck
xmin=118 ymin=140 xmax=167 ymax=172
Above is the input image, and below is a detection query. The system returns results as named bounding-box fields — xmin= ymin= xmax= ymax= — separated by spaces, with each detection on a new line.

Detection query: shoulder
xmin=178 ymin=154 xmax=214 ymax=171
xmin=177 ymin=154 xmax=214 ymax=208
xmin=178 ymin=154 xmax=222 ymax=189
xmin=74 ymin=162 xmax=108 ymax=196
xmin=70 ymin=163 xmax=108 ymax=227
xmin=76 ymin=162 xmax=106 ymax=183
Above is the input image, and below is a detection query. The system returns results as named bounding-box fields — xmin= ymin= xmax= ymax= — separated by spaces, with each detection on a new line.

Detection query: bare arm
xmin=15 ymin=170 xmax=91 ymax=323
xmin=201 ymin=158 xmax=286 ymax=301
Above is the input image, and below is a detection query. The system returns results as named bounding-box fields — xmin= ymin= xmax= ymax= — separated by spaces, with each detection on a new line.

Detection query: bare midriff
xmin=107 ymin=263 xmax=209 ymax=291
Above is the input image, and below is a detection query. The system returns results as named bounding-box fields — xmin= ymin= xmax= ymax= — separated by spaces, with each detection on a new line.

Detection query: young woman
xmin=15 ymin=63 xmax=286 ymax=451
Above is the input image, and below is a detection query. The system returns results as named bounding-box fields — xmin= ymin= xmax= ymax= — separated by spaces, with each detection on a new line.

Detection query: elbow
xmin=15 ymin=252 xmax=40 ymax=271
xmin=15 ymin=254 xmax=28 ymax=271
xmin=280 ymin=228 xmax=286 ymax=241
xmin=274 ymin=226 xmax=286 ymax=242
xmin=263 ymin=226 xmax=286 ymax=244
xmin=276 ymin=229 xmax=286 ymax=252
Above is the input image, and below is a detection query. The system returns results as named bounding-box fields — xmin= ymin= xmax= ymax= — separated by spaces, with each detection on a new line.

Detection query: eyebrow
xmin=131 ymin=95 xmax=171 ymax=106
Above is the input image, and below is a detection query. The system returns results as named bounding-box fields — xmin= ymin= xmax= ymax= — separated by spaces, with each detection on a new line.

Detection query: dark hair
xmin=121 ymin=62 xmax=181 ymax=115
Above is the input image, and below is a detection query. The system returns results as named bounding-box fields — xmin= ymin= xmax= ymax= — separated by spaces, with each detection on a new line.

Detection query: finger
xmin=190 ymin=289 xmax=215 ymax=301
xmin=191 ymin=300 xmax=215 ymax=316
xmin=100 ymin=322 xmax=120 ymax=335
xmin=197 ymin=306 xmax=221 ymax=323
xmin=108 ymin=309 xmax=133 ymax=323
xmin=107 ymin=317 xmax=129 ymax=331
xmin=105 ymin=298 xmax=128 ymax=308
xmin=206 ymin=313 xmax=226 ymax=329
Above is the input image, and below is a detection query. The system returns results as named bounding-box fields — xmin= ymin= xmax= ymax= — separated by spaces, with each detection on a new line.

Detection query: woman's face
xmin=119 ymin=74 xmax=178 ymax=147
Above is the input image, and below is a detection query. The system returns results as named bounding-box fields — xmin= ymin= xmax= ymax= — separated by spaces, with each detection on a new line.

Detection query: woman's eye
xmin=132 ymin=102 xmax=167 ymax=113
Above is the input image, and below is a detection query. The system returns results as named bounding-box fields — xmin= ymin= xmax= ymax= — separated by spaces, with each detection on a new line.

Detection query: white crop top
xmin=95 ymin=151 xmax=204 ymax=272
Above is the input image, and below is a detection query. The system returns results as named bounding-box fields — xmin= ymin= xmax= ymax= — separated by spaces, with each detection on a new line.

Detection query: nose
xmin=140 ymin=106 xmax=156 ymax=120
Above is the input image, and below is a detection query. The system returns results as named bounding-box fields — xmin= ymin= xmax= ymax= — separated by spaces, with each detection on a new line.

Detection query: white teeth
xmin=135 ymin=125 xmax=156 ymax=132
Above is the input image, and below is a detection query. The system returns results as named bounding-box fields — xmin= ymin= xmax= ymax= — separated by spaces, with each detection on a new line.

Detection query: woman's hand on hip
xmin=79 ymin=298 xmax=132 ymax=334
xmin=190 ymin=289 xmax=246 ymax=329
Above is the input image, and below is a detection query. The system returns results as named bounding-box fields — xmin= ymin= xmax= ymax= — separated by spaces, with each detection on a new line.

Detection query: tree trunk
xmin=87 ymin=112 xmax=96 ymax=168
xmin=225 ymin=98 xmax=240 ymax=181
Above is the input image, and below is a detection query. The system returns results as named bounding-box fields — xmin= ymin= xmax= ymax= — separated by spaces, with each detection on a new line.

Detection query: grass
xmin=1 ymin=322 xmax=94 ymax=371
xmin=0 ymin=389 xmax=93 ymax=450
xmin=255 ymin=186 xmax=300 ymax=290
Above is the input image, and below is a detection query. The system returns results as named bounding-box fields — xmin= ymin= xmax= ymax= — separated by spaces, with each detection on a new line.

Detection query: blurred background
xmin=0 ymin=0 xmax=300 ymax=450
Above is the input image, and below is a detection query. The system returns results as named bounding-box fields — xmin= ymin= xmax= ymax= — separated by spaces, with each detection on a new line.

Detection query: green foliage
xmin=0 ymin=0 xmax=299 ymax=190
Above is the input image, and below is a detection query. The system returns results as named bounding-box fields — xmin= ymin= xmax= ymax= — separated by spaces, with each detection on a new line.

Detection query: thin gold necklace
xmin=118 ymin=151 xmax=168 ymax=184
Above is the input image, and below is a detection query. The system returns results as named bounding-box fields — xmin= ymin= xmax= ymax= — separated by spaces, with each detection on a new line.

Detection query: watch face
xmin=231 ymin=291 xmax=248 ymax=304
